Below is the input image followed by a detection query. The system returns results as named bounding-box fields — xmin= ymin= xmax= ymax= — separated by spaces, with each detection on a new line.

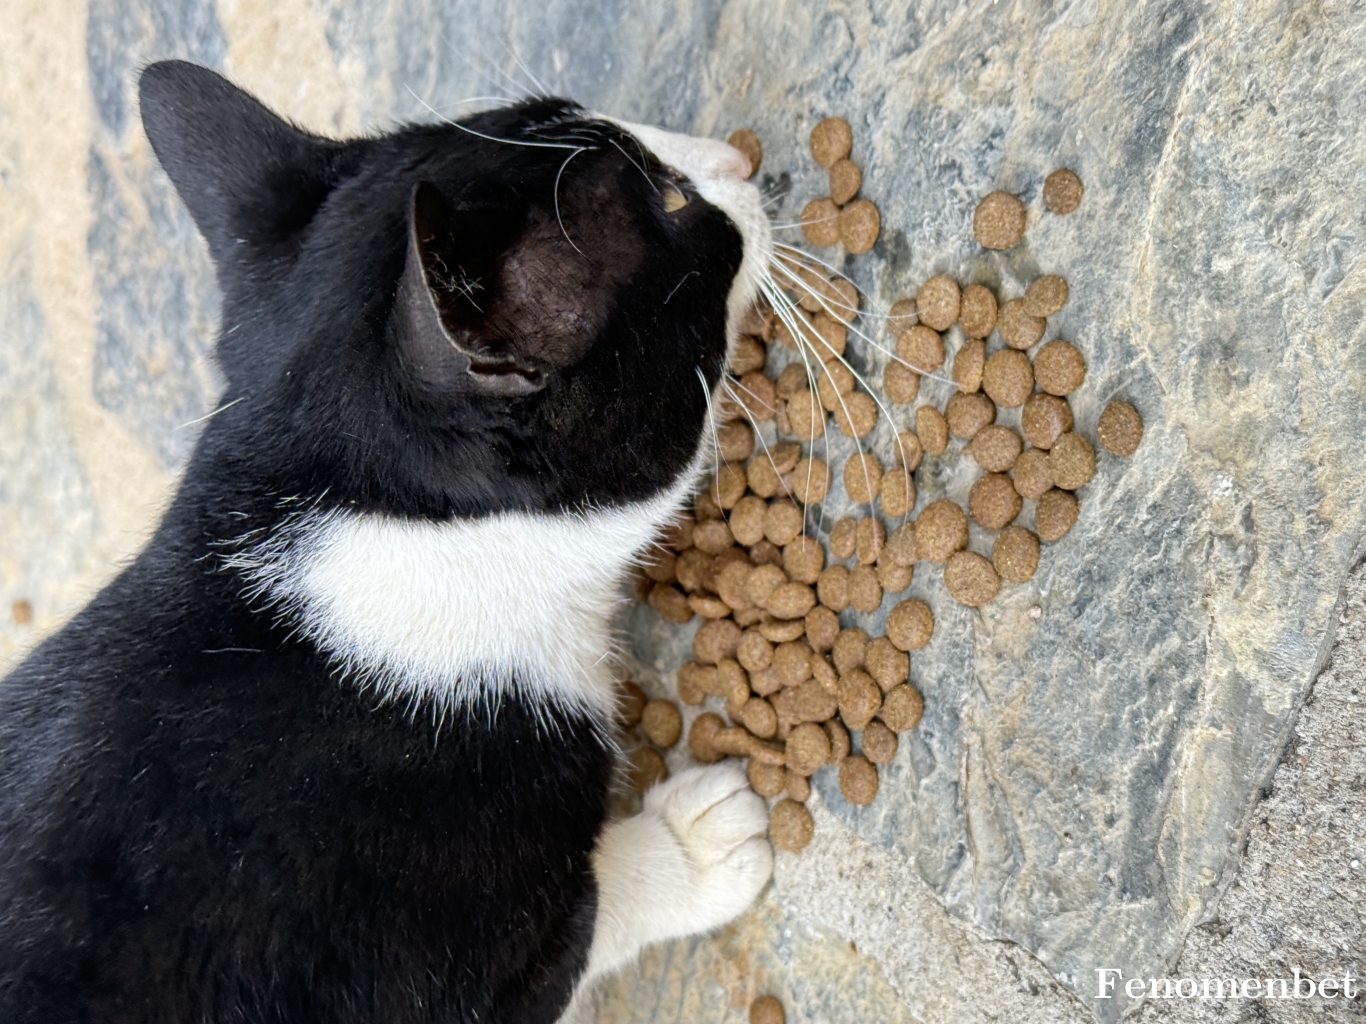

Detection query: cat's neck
xmin=227 ymin=478 xmax=695 ymax=721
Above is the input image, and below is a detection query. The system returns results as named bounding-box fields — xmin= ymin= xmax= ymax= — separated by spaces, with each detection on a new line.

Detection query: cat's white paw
xmin=582 ymin=762 xmax=772 ymax=980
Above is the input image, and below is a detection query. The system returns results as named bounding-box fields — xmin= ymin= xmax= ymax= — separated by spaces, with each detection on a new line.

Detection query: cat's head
xmin=139 ymin=60 xmax=770 ymax=520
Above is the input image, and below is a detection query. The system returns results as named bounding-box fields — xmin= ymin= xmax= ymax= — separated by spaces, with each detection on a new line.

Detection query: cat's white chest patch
xmin=234 ymin=480 xmax=692 ymax=720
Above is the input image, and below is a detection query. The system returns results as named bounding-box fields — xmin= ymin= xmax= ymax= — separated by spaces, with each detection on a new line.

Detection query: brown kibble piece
xmin=993 ymin=525 xmax=1040 ymax=582
xmin=739 ymin=697 xmax=779 ymax=739
xmin=727 ymin=129 xmax=762 ymax=177
xmin=894 ymin=431 xmax=924 ymax=472
xmin=718 ymin=659 xmax=750 ymax=707
xmin=1021 ymin=393 xmax=1074 ymax=450
xmin=945 ymin=392 xmax=996 ymax=439
xmin=959 ymin=284 xmax=998 ymax=339
xmin=710 ymin=463 xmax=747 ymax=509
xmin=839 ymin=755 xmax=879 ymax=805
xmin=772 ymin=641 xmax=812 ymax=687
xmin=801 ymin=197 xmax=841 ymax=247
xmin=828 ymin=516 xmax=857 ymax=558
xmin=880 ymin=528 xmax=915 ymax=575
xmin=676 ymin=662 xmax=714 ymax=705
xmin=694 ymin=618 xmax=742 ymax=664
xmin=764 ymin=500 xmax=804 ymax=546
xmin=729 ymin=495 xmax=768 ymax=547
xmin=745 ymin=563 xmax=788 ymax=608
xmin=1033 ymin=340 xmax=1086 ymax=396
xmin=969 ymin=473 xmax=1023 ymax=529
xmin=788 ymin=457 xmax=832 ymax=505
xmin=875 ymin=556 xmax=912 ymax=593
xmin=838 ymin=669 xmax=882 ymax=730
xmin=789 ymin=678 xmax=838 ymax=722
xmin=847 ymin=565 xmax=882 ymax=612
xmin=916 ymin=407 xmax=949 ymax=455
xmin=769 ymin=799 xmax=815 ymax=852
xmin=1012 ymin=448 xmax=1053 ymax=499
xmin=786 ymin=722 xmax=831 ymax=775
xmin=916 ymin=275 xmax=961 ymax=332
xmin=785 ymin=770 xmax=811 ymax=802
xmin=754 ymin=993 xmax=786 ymax=1024
xmin=944 ymin=550 xmax=1001 ymax=606
xmin=969 ymin=424 xmax=1023 ymax=472
xmin=973 ymin=190 xmax=1026 ymax=250
xmin=693 ymin=518 xmax=734 ymax=555
xmin=883 ymin=360 xmax=921 ymax=404
xmin=879 ymin=467 xmax=915 ymax=518
xmin=915 ymin=499 xmax=968 ymax=562
xmin=825 ymin=719 xmax=851 ymax=762
xmin=1023 ymin=275 xmax=1069 ymax=317
xmin=1098 ymin=401 xmax=1144 ymax=456
xmin=816 ymin=359 xmax=855 ymax=411
xmin=747 ymin=458 xmax=782 ymax=499
xmin=844 ymin=454 xmax=883 ymax=503
xmin=726 ymin=338 xmax=770 ymax=379
xmin=641 ymin=699 xmax=682 ymax=748
xmin=880 ymin=684 xmax=925 ymax=731
xmin=887 ymin=298 xmax=917 ymax=336
xmin=717 ymin=421 xmax=755 ymax=463
xmin=737 ymin=370 xmax=777 ymax=419
xmin=809 ymin=116 xmax=853 ymax=168
xmin=766 ymin=582 xmax=817 ymax=620
xmin=839 ymin=199 xmax=880 ymax=254
xmin=1043 ymin=168 xmax=1084 ymax=214
xmin=805 ymin=606 xmax=839 ymax=652
xmin=695 ymin=488 xmax=723 ymax=522
xmin=775 ymin=365 xmax=808 ymax=400
xmin=829 ymin=158 xmax=861 ymax=205
xmin=996 ymin=299 xmax=1046 ymax=350
xmin=643 ymin=548 xmax=676 ymax=584
xmin=982 ymin=349 xmax=1034 ymax=408
xmin=831 ymin=627 xmax=869 ymax=674
xmin=11 ymin=600 xmax=33 ymax=625
xmin=615 ymin=681 xmax=648 ymax=729
xmin=817 ymin=565 xmax=850 ymax=612
xmin=629 ymin=747 xmax=669 ymax=792
xmin=737 ymin=629 xmax=774 ymax=673
xmin=748 ymin=541 xmax=783 ymax=568
xmin=1035 ymin=488 xmax=1080 ymax=541
xmin=759 ymin=618 xmax=807 ymax=644
xmin=783 ymin=536 xmax=825 ymax=584
xmin=687 ymin=593 xmax=731 ymax=619
xmin=688 ymin=712 xmax=726 ymax=763
xmin=897 ymin=325 xmax=945 ymax=373
xmin=862 ymin=720 xmax=899 ymax=764
xmin=832 ymin=391 xmax=878 ymax=438
xmin=1048 ymin=432 xmax=1096 ymax=491
xmin=953 ymin=338 xmax=986 ymax=392
xmin=854 ymin=516 xmax=884 ymax=565
xmin=811 ymin=655 xmax=839 ymax=696
xmin=661 ymin=515 xmax=695 ymax=551
xmin=864 ymin=637 xmax=908 ymax=692
xmin=886 ymin=598 xmax=934 ymax=651
xmin=748 ymin=758 xmax=787 ymax=798
xmin=648 ymin=583 xmax=694 ymax=624
xmin=785 ymin=389 xmax=827 ymax=441
xmin=810 ymin=312 xmax=848 ymax=361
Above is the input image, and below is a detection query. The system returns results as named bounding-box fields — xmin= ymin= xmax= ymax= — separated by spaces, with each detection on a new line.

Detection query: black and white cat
xmin=0 ymin=61 xmax=774 ymax=1023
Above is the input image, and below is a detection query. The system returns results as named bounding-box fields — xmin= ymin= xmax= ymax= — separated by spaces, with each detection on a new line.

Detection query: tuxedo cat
xmin=0 ymin=61 xmax=773 ymax=1023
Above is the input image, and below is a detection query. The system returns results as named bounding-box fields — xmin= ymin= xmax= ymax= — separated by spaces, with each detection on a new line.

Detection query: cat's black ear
xmin=139 ymin=60 xmax=346 ymax=266
xmin=395 ymin=183 xmax=545 ymax=397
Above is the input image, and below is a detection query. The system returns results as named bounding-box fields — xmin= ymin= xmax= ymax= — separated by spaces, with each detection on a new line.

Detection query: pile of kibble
xmin=622 ymin=117 xmax=1142 ymax=857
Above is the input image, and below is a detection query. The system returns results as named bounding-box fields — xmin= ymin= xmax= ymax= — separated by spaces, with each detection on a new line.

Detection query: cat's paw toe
xmin=647 ymin=762 xmax=771 ymax=875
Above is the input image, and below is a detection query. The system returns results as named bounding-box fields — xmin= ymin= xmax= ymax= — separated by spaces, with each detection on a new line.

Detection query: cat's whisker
xmin=723 ymin=380 xmax=797 ymax=503
xmin=695 ymin=368 xmax=725 ymax=497
xmin=497 ymin=38 xmax=551 ymax=98
xmin=175 ymin=395 xmax=245 ymax=430
xmin=404 ymin=85 xmax=586 ymax=150
xmin=553 ymin=148 xmax=589 ymax=255
xmin=608 ymin=138 xmax=661 ymax=195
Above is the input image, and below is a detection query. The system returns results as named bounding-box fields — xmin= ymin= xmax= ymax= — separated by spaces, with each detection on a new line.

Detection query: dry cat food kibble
xmin=996 ymin=299 xmax=1046 ymax=350
xmin=973 ymin=190 xmax=1027 ymax=249
xmin=829 ymin=158 xmax=861 ymax=205
xmin=1097 ymin=400 xmax=1144 ymax=456
xmin=959 ymin=284 xmax=998 ymax=338
xmin=1023 ymin=274 xmax=1069 ymax=317
xmin=750 ymin=995 xmax=787 ymax=1024
xmin=769 ymin=798 xmax=815 ymax=851
xmin=944 ymin=550 xmax=1001 ymax=606
xmin=629 ymin=746 xmax=669 ymax=791
xmin=839 ymin=754 xmax=879 ymax=805
xmin=916 ymin=275 xmax=961 ymax=331
xmin=809 ymin=116 xmax=853 ymax=168
xmin=993 ymin=525 xmax=1041 ymax=583
xmin=727 ymin=129 xmax=762 ymax=177
xmin=839 ymin=199 xmax=881 ymax=254
xmin=1043 ymin=167 xmax=1084 ymax=214
xmin=801 ymin=197 xmax=841 ymax=247
xmin=1048 ymin=432 xmax=1096 ymax=491
xmin=1035 ymin=488 xmax=1080 ymax=541
xmin=1033 ymin=340 xmax=1087 ymax=395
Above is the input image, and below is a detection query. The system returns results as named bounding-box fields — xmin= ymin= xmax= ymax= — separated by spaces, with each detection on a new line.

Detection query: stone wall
xmin=2 ymin=1 xmax=1363 ymax=1020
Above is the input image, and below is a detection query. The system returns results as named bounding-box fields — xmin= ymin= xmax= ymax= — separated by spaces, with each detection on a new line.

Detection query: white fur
xmin=558 ymin=763 xmax=773 ymax=1022
xmin=230 ymin=471 xmax=696 ymax=719
xmin=604 ymin=119 xmax=773 ymax=345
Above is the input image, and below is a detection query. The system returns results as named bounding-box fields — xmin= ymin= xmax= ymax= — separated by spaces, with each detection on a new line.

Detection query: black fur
xmin=0 ymin=61 xmax=744 ymax=1023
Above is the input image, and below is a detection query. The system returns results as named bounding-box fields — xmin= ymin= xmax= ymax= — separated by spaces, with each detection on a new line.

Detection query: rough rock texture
xmin=3 ymin=1 xmax=1365 ymax=1022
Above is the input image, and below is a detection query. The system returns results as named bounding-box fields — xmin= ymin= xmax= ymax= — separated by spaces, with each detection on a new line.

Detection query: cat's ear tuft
xmin=395 ymin=183 xmax=545 ymax=398
xmin=139 ymin=61 xmax=351 ymax=267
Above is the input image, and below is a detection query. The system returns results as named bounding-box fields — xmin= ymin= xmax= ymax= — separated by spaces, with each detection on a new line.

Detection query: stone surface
xmin=3 ymin=1 xmax=1366 ymax=1022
